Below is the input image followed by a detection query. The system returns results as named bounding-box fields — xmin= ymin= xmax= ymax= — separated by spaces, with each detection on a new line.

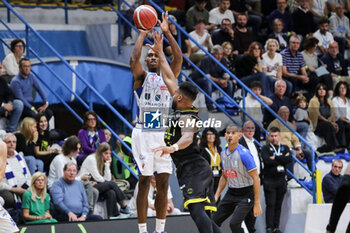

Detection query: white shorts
xmin=0 ymin=205 xmax=19 ymax=233
xmin=132 ymin=125 xmax=172 ymax=176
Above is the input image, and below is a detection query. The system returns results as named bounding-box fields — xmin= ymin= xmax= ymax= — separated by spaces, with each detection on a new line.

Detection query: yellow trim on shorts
xmin=184 ymin=197 xmax=210 ymax=209
xmin=205 ymin=206 xmax=217 ymax=212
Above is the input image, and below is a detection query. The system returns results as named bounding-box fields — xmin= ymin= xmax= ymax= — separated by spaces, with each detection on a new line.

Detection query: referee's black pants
xmin=263 ymin=178 xmax=287 ymax=230
xmin=213 ymin=186 xmax=254 ymax=233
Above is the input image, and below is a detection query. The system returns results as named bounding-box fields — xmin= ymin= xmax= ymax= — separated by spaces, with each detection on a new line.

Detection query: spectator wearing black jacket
xmin=261 ymin=127 xmax=292 ymax=233
xmin=233 ymin=14 xmax=255 ymax=54
xmin=0 ymin=62 xmax=23 ymax=132
xmin=320 ymin=41 xmax=349 ymax=86
xmin=191 ymin=45 xmax=234 ymax=111
xmin=199 ymin=128 xmax=222 ymax=199
xmin=211 ymin=18 xmax=235 ymax=46
xmin=292 ymin=0 xmax=315 ymax=37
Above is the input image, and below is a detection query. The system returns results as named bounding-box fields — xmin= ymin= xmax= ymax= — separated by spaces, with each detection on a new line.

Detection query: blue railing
xmin=0 ymin=1 xmax=138 ymax=179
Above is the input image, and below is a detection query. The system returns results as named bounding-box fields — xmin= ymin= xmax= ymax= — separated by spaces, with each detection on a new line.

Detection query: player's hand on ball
xmin=152 ymin=146 xmax=175 ymax=157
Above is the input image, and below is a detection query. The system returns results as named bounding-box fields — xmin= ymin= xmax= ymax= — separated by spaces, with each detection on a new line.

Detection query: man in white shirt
xmin=0 ymin=133 xmax=31 ymax=209
xmin=313 ymin=17 xmax=334 ymax=55
xmin=189 ymin=19 xmax=213 ymax=65
xmin=0 ymin=138 xmax=19 ymax=233
xmin=209 ymin=0 xmax=235 ymax=30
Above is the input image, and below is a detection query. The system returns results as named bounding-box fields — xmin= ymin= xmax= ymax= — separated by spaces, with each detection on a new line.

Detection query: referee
xmin=213 ymin=125 xmax=262 ymax=233
xmin=261 ymin=127 xmax=292 ymax=233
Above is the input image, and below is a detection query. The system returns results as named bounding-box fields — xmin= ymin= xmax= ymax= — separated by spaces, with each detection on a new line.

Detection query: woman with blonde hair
xmin=262 ymin=39 xmax=283 ymax=80
xmin=22 ymin=172 xmax=57 ymax=224
xmin=79 ymin=142 xmax=130 ymax=219
xmin=15 ymin=117 xmax=43 ymax=174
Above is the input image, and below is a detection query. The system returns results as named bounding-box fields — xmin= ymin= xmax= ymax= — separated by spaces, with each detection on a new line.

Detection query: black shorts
xmin=176 ymin=157 xmax=216 ymax=212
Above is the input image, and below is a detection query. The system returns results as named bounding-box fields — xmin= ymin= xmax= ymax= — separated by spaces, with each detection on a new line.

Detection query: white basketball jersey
xmin=135 ymin=71 xmax=172 ymax=124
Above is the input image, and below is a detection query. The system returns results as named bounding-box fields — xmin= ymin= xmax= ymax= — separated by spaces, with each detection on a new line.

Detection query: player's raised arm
xmin=146 ymin=31 xmax=177 ymax=96
xmin=0 ymin=141 xmax=7 ymax=182
xmin=130 ymin=29 xmax=149 ymax=90
xmin=159 ymin=12 xmax=183 ymax=78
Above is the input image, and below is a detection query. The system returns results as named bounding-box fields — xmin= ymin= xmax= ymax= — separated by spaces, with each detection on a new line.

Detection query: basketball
xmin=133 ymin=5 xmax=158 ymax=30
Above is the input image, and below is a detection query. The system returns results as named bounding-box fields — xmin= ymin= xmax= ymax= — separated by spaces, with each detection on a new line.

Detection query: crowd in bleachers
xmin=145 ymin=0 xmax=350 ymax=155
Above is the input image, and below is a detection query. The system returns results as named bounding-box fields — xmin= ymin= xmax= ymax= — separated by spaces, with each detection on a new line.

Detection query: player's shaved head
xmin=179 ymin=82 xmax=198 ymax=101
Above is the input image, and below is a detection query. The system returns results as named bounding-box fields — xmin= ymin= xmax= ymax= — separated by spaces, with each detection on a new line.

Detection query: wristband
xmin=338 ymin=75 xmax=341 ymax=79
xmin=31 ymin=106 xmax=35 ymax=111
xmin=305 ymin=65 xmax=308 ymax=70
xmin=172 ymin=144 xmax=179 ymax=151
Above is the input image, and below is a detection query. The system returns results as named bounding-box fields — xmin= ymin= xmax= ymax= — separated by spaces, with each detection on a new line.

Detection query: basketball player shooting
xmin=129 ymin=11 xmax=182 ymax=233
xmin=149 ymin=31 xmax=221 ymax=233
xmin=0 ymin=141 xmax=19 ymax=233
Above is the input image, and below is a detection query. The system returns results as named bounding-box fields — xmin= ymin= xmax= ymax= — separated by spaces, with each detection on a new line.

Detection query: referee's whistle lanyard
xmin=270 ymin=143 xmax=281 ymax=156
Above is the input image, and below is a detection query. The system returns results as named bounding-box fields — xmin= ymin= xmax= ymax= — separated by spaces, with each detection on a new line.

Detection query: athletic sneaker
xmin=120 ymin=205 xmax=130 ymax=214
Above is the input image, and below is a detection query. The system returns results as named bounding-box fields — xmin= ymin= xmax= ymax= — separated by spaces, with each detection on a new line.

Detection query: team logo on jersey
xmin=155 ymin=94 xmax=161 ymax=101
xmin=143 ymin=110 xmax=162 ymax=129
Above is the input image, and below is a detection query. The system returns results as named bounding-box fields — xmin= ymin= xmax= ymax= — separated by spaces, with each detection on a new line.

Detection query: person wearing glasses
xmin=1 ymin=38 xmax=25 ymax=83
xmin=322 ymin=159 xmax=343 ymax=203
xmin=77 ymin=111 xmax=107 ymax=166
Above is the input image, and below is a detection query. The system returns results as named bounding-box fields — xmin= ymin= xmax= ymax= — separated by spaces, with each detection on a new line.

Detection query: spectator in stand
xmin=240 ymin=81 xmax=273 ymax=140
xmin=164 ymin=15 xmax=191 ymax=64
xmin=313 ymin=18 xmax=334 ymax=56
xmin=199 ymin=128 xmax=222 ymax=200
xmin=104 ymin=128 xmax=111 ymax=145
xmin=262 ymin=39 xmax=283 ymax=80
xmin=47 ymin=136 xmax=81 ymax=188
xmin=292 ymin=0 xmax=315 ymax=38
xmin=267 ymin=19 xmax=292 ymax=51
xmin=22 ymin=172 xmax=57 ymax=224
xmin=287 ymin=0 xmax=300 ymax=13
xmin=222 ymin=41 xmax=238 ymax=75
xmin=77 ymin=111 xmax=107 ymax=166
xmin=208 ymin=0 xmax=235 ymax=30
xmin=235 ymin=42 xmax=276 ymax=97
xmin=261 ymin=127 xmax=292 ymax=233
xmin=268 ymin=0 xmax=294 ymax=33
xmin=320 ymin=41 xmax=349 ymax=86
xmin=281 ymin=36 xmax=318 ymax=95
xmin=78 ymin=143 xmax=130 ymax=219
xmin=332 ymin=81 xmax=350 ymax=151
xmin=327 ymin=0 xmax=350 ymax=14
xmin=302 ymin=37 xmax=333 ymax=98
xmin=322 ymin=159 xmax=343 ymax=203
xmin=15 ymin=118 xmax=44 ymax=174
xmin=293 ymin=95 xmax=311 ymax=145
xmin=10 ymin=58 xmax=52 ymax=120
xmin=120 ymin=0 xmax=141 ymax=45
xmin=309 ymin=0 xmax=328 ymax=25
xmin=211 ymin=18 xmax=235 ymax=46
xmin=191 ymin=45 xmax=234 ymax=111
xmin=263 ymin=80 xmax=294 ymax=127
xmin=233 ymin=14 xmax=255 ymax=54
xmin=0 ymin=133 xmax=31 ymax=210
xmin=33 ymin=113 xmax=60 ymax=172
xmin=50 ymin=162 xmax=102 ymax=222
xmin=0 ymin=62 xmax=23 ymax=133
xmin=329 ymin=4 xmax=350 ymax=56
xmin=189 ymin=19 xmax=213 ymax=65
xmin=308 ymin=83 xmax=340 ymax=153
xmin=186 ymin=0 xmax=213 ymax=32
xmin=267 ymin=106 xmax=314 ymax=178
xmin=229 ymin=0 xmax=262 ymax=32
xmin=1 ymin=39 xmax=25 ymax=83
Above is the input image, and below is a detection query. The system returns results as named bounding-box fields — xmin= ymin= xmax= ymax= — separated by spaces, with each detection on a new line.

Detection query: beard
xmin=172 ymin=100 xmax=177 ymax=110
